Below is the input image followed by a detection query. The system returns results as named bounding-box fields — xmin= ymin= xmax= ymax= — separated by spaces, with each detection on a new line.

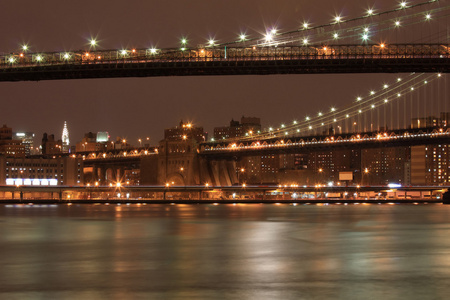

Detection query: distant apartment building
xmin=361 ymin=147 xmax=410 ymax=185
xmin=14 ymin=132 xmax=35 ymax=156
xmin=411 ymin=144 xmax=450 ymax=185
xmin=164 ymin=121 xmax=207 ymax=143
xmin=0 ymin=125 xmax=26 ymax=157
xmin=214 ymin=116 xmax=261 ymax=140
xmin=411 ymin=112 xmax=450 ymax=129
xmin=41 ymin=133 xmax=63 ymax=156
xmin=0 ymin=155 xmax=84 ymax=186
xmin=75 ymin=132 xmax=115 ymax=152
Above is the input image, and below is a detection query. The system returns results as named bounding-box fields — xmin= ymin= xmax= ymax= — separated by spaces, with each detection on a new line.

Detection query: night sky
xmin=0 ymin=0 xmax=445 ymax=146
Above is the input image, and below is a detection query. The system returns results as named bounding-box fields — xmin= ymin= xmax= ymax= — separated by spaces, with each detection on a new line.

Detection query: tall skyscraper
xmin=62 ymin=121 xmax=70 ymax=153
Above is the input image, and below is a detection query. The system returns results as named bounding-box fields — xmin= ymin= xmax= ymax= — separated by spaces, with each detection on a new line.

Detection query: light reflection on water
xmin=1 ymin=203 xmax=450 ymax=299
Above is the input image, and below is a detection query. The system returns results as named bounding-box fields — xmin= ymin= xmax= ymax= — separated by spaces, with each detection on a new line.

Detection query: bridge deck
xmin=1 ymin=44 xmax=449 ymax=81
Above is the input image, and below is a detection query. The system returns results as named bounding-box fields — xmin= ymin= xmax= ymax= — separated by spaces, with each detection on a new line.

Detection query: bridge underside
xmin=0 ymin=58 xmax=448 ymax=82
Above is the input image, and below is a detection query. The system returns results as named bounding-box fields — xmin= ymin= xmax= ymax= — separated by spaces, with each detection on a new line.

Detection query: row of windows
xmin=5 ymin=174 xmax=63 ymax=179
xmin=6 ymin=162 xmax=61 ymax=167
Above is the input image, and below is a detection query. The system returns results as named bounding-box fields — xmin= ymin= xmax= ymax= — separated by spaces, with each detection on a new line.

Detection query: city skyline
xmin=1 ymin=0 xmax=447 ymax=144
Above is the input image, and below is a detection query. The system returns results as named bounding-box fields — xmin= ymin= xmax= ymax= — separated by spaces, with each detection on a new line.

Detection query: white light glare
xmin=303 ymin=22 xmax=309 ymax=29
xmin=395 ymin=20 xmax=401 ymax=27
xmin=302 ymin=38 xmax=309 ymax=45
xmin=265 ymin=33 xmax=273 ymax=42
xmin=239 ymin=34 xmax=247 ymax=41
xmin=22 ymin=45 xmax=28 ymax=51
xmin=367 ymin=8 xmax=374 ymax=16
xmin=425 ymin=14 xmax=431 ymax=20
xmin=333 ymin=33 xmax=339 ymax=39
xmin=400 ymin=2 xmax=407 ymax=9
xmin=90 ymin=39 xmax=97 ymax=46
xmin=334 ymin=15 xmax=342 ymax=23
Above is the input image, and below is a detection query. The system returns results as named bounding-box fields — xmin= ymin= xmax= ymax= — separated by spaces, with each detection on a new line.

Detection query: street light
xmin=318 ymin=168 xmax=323 ymax=184
xmin=238 ymin=168 xmax=245 ymax=184
xmin=363 ymin=168 xmax=369 ymax=185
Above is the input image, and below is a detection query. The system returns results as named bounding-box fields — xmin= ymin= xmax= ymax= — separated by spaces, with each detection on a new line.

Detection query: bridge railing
xmin=199 ymin=127 xmax=450 ymax=154
xmin=1 ymin=44 xmax=448 ymax=69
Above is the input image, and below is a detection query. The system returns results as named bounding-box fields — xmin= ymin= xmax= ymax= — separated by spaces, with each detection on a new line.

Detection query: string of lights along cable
xmin=222 ymin=73 xmax=446 ymax=143
xmin=0 ymin=0 xmax=447 ymax=66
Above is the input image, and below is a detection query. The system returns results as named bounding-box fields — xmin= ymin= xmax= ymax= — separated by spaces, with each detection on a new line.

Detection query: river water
xmin=1 ymin=203 xmax=450 ymax=299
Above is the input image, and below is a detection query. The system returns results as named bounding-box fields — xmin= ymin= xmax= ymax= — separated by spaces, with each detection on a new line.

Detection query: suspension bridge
xmin=0 ymin=0 xmax=448 ymax=81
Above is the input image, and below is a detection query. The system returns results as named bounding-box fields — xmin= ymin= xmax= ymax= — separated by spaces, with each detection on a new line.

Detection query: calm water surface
xmin=1 ymin=203 xmax=450 ymax=299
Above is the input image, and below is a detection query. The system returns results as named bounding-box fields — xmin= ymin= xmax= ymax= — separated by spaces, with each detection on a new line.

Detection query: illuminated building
xmin=411 ymin=145 xmax=450 ymax=185
xmin=361 ymin=147 xmax=409 ymax=185
xmin=75 ymin=132 xmax=114 ymax=152
xmin=96 ymin=132 xmax=109 ymax=142
xmin=14 ymin=132 xmax=35 ymax=156
xmin=0 ymin=155 xmax=83 ymax=186
xmin=164 ymin=121 xmax=207 ymax=143
xmin=0 ymin=125 xmax=26 ymax=158
xmin=41 ymin=133 xmax=62 ymax=155
xmin=214 ymin=116 xmax=261 ymax=140
xmin=62 ymin=121 xmax=70 ymax=153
